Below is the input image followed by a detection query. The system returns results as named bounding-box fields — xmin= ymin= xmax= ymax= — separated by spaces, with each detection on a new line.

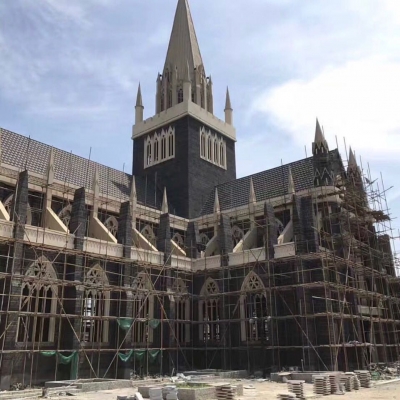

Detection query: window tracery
xmin=240 ymin=272 xmax=270 ymax=342
xmin=3 ymin=193 xmax=33 ymax=225
xmin=172 ymin=232 xmax=184 ymax=247
xmin=144 ymin=127 xmax=175 ymax=168
xmin=17 ymin=257 xmax=57 ymax=343
xmin=132 ymin=272 xmax=154 ymax=344
xmin=141 ymin=225 xmax=156 ymax=247
xmin=58 ymin=204 xmax=72 ymax=228
xmin=199 ymin=278 xmax=220 ymax=342
xmin=82 ymin=264 xmax=110 ymax=343
xmin=173 ymin=278 xmax=190 ymax=343
xmin=199 ymin=127 xmax=226 ymax=169
xmin=104 ymin=216 xmax=118 ymax=237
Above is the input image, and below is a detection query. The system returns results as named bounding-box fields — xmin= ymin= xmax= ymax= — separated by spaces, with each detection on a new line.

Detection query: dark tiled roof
xmin=1 ymin=127 xmax=163 ymax=210
xmin=200 ymin=150 xmax=340 ymax=216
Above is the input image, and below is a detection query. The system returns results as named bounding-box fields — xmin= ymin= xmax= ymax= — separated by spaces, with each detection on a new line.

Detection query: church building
xmin=0 ymin=0 xmax=399 ymax=388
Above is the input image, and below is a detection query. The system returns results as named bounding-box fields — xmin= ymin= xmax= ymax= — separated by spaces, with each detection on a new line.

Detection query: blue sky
xmin=1 ymin=0 xmax=400 ymax=254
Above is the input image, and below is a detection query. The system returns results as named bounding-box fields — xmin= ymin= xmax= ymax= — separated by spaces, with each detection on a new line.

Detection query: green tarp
xmin=149 ymin=319 xmax=160 ymax=329
xmin=117 ymin=318 xmax=134 ymax=331
xmin=117 ymin=349 xmax=160 ymax=363
xmin=40 ymin=351 xmax=78 ymax=379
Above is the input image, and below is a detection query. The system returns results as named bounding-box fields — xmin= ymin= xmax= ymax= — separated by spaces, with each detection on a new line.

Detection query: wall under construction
xmin=0 ymin=130 xmax=399 ymax=389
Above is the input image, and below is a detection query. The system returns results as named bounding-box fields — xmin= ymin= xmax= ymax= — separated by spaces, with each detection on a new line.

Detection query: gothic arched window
xmin=214 ymin=136 xmax=219 ymax=164
xmin=161 ymin=132 xmax=166 ymax=160
xmin=104 ymin=216 xmax=118 ymax=237
xmin=83 ymin=264 xmax=110 ymax=343
xmin=240 ymin=272 xmax=270 ymax=342
xmin=146 ymin=137 xmax=152 ymax=167
xmin=168 ymin=128 xmax=175 ymax=158
xmin=177 ymin=88 xmax=183 ymax=104
xmin=199 ymin=278 xmax=220 ymax=342
xmin=17 ymin=257 xmax=57 ymax=343
xmin=154 ymin=134 xmax=159 ymax=163
xmin=207 ymin=134 xmax=212 ymax=161
xmin=132 ymin=272 xmax=154 ymax=344
xmin=141 ymin=225 xmax=156 ymax=247
xmin=173 ymin=278 xmax=190 ymax=343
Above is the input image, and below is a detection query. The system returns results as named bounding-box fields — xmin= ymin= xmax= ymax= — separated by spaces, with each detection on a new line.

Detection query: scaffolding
xmin=0 ymin=136 xmax=399 ymax=388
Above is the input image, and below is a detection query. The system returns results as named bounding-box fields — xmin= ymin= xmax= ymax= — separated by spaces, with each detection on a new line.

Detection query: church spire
xmin=312 ymin=118 xmax=329 ymax=154
xmin=164 ymin=0 xmax=204 ymax=81
xmin=135 ymin=83 xmax=144 ymax=124
xmin=156 ymin=0 xmax=212 ymax=113
xmin=224 ymin=87 xmax=233 ymax=125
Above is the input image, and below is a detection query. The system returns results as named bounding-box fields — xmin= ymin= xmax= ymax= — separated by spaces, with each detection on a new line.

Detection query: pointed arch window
xmin=82 ymin=264 xmax=110 ymax=343
xmin=207 ymin=134 xmax=212 ymax=161
xmin=144 ymin=127 xmax=175 ymax=168
xmin=200 ymin=128 xmax=206 ymax=159
xmin=145 ymin=137 xmax=152 ymax=167
xmin=199 ymin=128 xmax=227 ymax=169
xmin=173 ymin=278 xmax=190 ymax=343
xmin=167 ymin=127 xmax=175 ymax=158
xmin=177 ymin=88 xmax=183 ymax=104
xmin=213 ymin=136 xmax=219 ymax=164
xmin=199 ymin=278 xmax=220 ymax=342
xmin=161 ymin=132 xmax=167 ymax=160
xmin=154 ymin=135 xmax=159 ymax=163
xmin=132 ymin=272 xmax=154 ymax=344
xmin=240 ymin=272 xmax=270 ymax=342
xmin=141 ymin=224 xmax=156 ymax=247
xmin=17 ymin=257 xmax=57 ymax=343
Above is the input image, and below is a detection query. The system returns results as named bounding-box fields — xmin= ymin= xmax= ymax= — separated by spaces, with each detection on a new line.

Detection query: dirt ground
xmin=53 ymin=378 xmax=400 ymax=400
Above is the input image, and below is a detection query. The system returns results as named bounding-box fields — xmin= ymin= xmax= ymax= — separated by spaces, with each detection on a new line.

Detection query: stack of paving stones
xmin=149 ymin=387 xmax=163 ymax=400
xmin=162 ymin=386 xmax=179 ymax=400
xmin=355 ymin=370 xmax=372 ymax=388
xmin=313 ymin=375 xmax=330 ymax=395
xmin=340 ymin=373 xmax=355 ymax=392
xmin=328 ymin=373 xmax=340 ymax=394
xmin=287 ymin=380 xmax=305 ymax=399
xmin=216 ymin=384 xmax=236 ymax=400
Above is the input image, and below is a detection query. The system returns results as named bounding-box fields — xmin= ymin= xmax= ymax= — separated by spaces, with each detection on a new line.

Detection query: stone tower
xmin=132 ymin=0 xmax=236 ymax=218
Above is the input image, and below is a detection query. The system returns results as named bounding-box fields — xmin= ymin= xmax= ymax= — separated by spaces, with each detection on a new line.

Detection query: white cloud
xmin=251 ymin=56 xmax=400 ymax=162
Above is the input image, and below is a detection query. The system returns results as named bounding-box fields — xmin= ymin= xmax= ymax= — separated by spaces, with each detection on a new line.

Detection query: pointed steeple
xmin=46 ymin=148 xmax=55 ymax=185
xmin=136 ymin=83 xmax=143 ymax=107
xmin=164 ymin=0 xmax=204 ymax=81
xmin=92 ymin=167 xmax=100 ymax=215
xmin=348 ymin=147 xmax=358 ymax=171
xmin=161 ymin=187 xmax=169 ymax=214
xmin=135 ymin=83 xmax=144 ymax=124
xmin=249 ymin=177 xmax=256 ymax=204
xmin=312 ymin=118 xmax=328 ymax=154
xmin=225 ymin=87 xmax=232 ymax=110
xmin=130 ymin=175 xmax=137 ymax=203
xmin=288 ymin=166 xmax=295 ymax=195
xmin=224 ymin=87 xmax=233 ymax=125
xmin=214 ymin=188 xmax=220 ymax=214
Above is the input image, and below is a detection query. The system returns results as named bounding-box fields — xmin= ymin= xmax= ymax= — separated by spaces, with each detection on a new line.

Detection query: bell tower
xmin=132 ymin=0 xmax=236 ymax=218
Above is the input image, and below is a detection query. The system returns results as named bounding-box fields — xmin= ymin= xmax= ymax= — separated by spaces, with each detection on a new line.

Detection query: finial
xmin=136 ymin=83 xmax=143 ymax=108
xmin=225 ymin=87 xmax=232 ymax=111
xmin=214 ymin=188 xmax=220 ymax=214
xmin=161 ymin=187 xmax=168 ymax=214
xmin=348 ymin=147 xmax=358 ymax=170
xmin=92 ymin=167 xmax=99 ymax=198
xmin=288 ymin=166 xmax=295 ymax=194
xmin=249 ymin=177 xmax=256 ymax=204
xmin=47 ymin=148 xmax=55 ymax=185
xmin=130 ymin=175 xmax=137 ymax=203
